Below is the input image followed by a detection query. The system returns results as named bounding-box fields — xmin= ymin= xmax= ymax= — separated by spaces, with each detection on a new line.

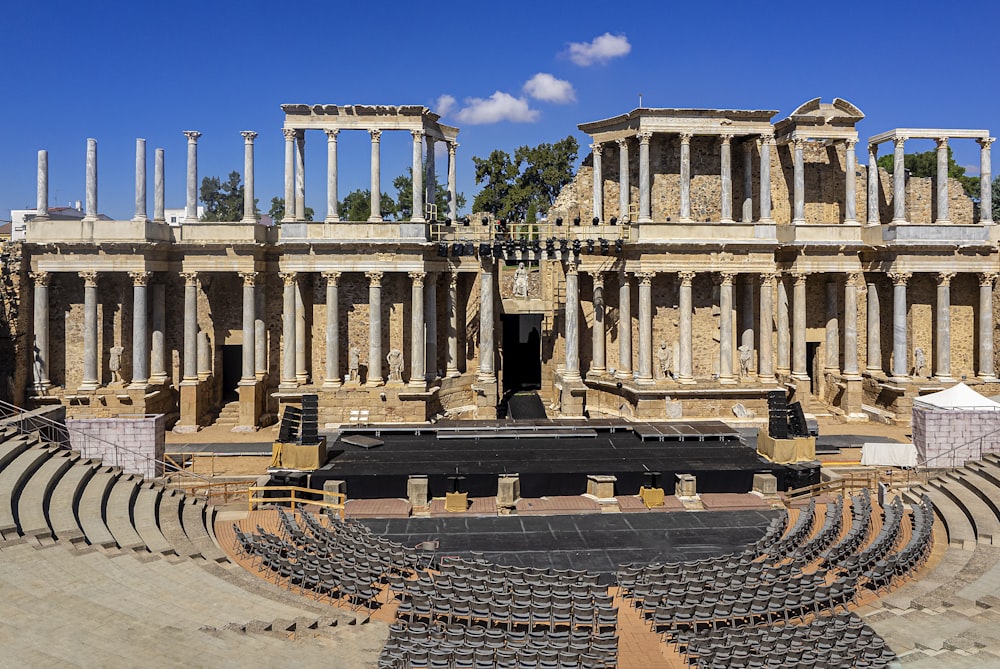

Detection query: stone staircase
xmin=215 ymin=399 xmax=241 ymax=429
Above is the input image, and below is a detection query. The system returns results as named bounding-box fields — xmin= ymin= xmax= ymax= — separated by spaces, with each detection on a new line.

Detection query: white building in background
xmin=9 ymin=203 xmax=110 ymax=241
xmin=163 ymin=207 xmax=204 ymax=226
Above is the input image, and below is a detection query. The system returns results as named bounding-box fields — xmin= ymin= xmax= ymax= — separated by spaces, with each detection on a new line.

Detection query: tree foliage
xmin=200 ymin=172 xmax=257 ymax=222
xmin=993 ymin=176 xmax=1000 ymax=222
xmin=877 ymin=147 xmax=979 ymax=199
xmin=392 ymin=170 xmax=466 ymax=221
xmin=471 ymin=136 xmax=579 ymax=220
xmin=339 ymin=189 xmax=397 ymax=222
xmin=268 ymin=197 xmax=314 ymax=222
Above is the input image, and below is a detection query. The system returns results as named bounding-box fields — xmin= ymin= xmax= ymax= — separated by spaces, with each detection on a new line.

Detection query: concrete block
xmin=676 ymin=473 xmax=698 ymax=498
xmin=407 ymin=475 xmax=429 ymax=509
xmin=587 ymin=475 xmax=617 ymax=501
xmin=497 ymin=475 xmax=520 ymax=511
xmin=752 ymin=473 xmax=779 ymax=498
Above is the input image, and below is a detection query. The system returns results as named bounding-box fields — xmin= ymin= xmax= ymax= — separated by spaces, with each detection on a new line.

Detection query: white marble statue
xmin=387 ymin=348 xmax=404 ymax=383
xmin=655 ymin=341 xmax=673 ymax=380
xmin=109 ymin=345 xmax=125 ymax=384
xmin=348 ymin=347 xmax=360 ymax=383
xmin=738 ymin=344 xmax=753 ymax=378
xmin=914 ymin=347 xmax=926 ymax=377
xmin=512 ymin=262 xmax=529 ymax=298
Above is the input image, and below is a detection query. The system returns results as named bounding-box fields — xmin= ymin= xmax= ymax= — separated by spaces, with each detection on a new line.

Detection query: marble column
xmin=447 ymin=142 xmax=458 ymax=221
xmin=411 ymin=130 xmax=425 ymax=222
xmin=280 ymin=272 xmax=297 ymax=387
xmin=867 ymin=143 xmax=879 ymax=225
xmin=791 ymin=272 xmax=808 ymax=380
xmin=892 ymin=136 xmax=907 ymax=224
xmin=740 ymin=277 xmax=754 ymax=374
xmin=742 ymin=141 xmax=753 ymax=223
xmin=563 ymin=262 xmax=582 ymax=381
xmin=367 ymin=271 xmax=383 ymax=385
xmin=134 ymin=139 xmax=147 ymax=222
xmin=409 ymin=272 xmax=426 ymax=387
xmin=866 ymin=276 xmax=882 ymax=375
xmin=935 ymin=272 xmax=955 ymax=380
xmin=617 ymin=138 xmax=630 ymax=221
xmin=241 ymin=132 xmax=257 ymax=223
xmin=979 ymin=138 xmax=994 ymax=224
xmin=425 ymin=137 xmax=436 ymax=217
xmin=294 ymin=130 xmax=305 ymax=221
xmin=890 ymin=272 xmax=911 ymax=379
xmin=677 ymin=271 xmax=695 ymax=383
xmin=446 ymin=272 xmax=460 ymax=377
xmin=322 ymin=272 xmax=341 ymax=388
xmin=936 ymin=137 xmax=951 ymax=224
xmin=636 ymin=272 xmax=654 ymax=383
xmin=776 ymin=274 xmax=790 ymax=375
xmin=590 ymin=274 xmax=606 ymax=375
xmin=150 ymin=282 xmax=167 ymax=384
xmin=825 ymin=278 xmax=840 ymax=372
xmin=325 ymin=129 xmax=339 ymax=222
xmin=638 ymin=132 xmax=652 ymax=222
xmin=720 ymin=134 xmax=734 ymax=223
xmin=254 ymin=279 xmax=266 ymax=379
xmin=180 ymin=272 xmax=199 ymax=383
xmin=760 ymin=134 xmax=774 ymax=221
xmin=718 ymin=272 xmax=735 ymax=383
xmin=679 ymin=133 xmax=693 ymax=222
xmin=478 ymin=261 xmax=495 ymax=382
xmin=369 ymin=130 xmax=382 ymax=222
xmin=844 ymin=138 xmax=857 ymax=224
xmin=979 ymin=273 xmax=997 ymax=379
xmin=130 ymin=271 xmax=151 ymax=387
xmin=295 ymin=274 xmax=307 ymax=383
xmin=80 ymin=272 xmax=99 ymax=390
xmin=282 ymin=128 xmax=296 ymax=221
xmin=425 ymin=274 xmax=438 ymax=380
xmin=197 ymin=332 xmax=211 ymax=379
xmin=617 ymin=271 xmax=633 ymax=379
xmin=154 ymin=148 xmax=165 ymax=222
xmin=85 ymin=138 xmax=98 ymax=221
xmin=31 ymin=272 xmax=51 ymax=391
xmin=591 ymin=142 xmax=603 ymax=222
xmin=183 ymin=131 xmax=200 ymax=222
xmin=36 ymin=150 xmax=49 ymax=219
xmin=792 ymin=138 xmax=806 ymax=224
xmin=239 ymin=272 xmax=256 ymax=383
xmin=844 ymin=273 xmax=860 ymax=377
xmin=759 ymin=273 xmax=776 ymax=379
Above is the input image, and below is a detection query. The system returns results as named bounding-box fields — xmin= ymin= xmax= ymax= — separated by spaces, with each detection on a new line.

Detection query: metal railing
xmin=167 ymin=478 xmax=258 ymax=504
xmin=784 ymin=468 xmax=922 ymax=504
xmin=247 ymin=485 xmax=346 ymax=520
xmin=915 ymin=424 xmax=1000 ymax=470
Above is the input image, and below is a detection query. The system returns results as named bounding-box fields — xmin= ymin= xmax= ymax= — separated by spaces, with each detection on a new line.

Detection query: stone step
xmin=0 ymin=435 xmax=35 ymax=473
xmin=156 ymin=489 xmax=203 ymax=559
xmin=180 ymin=498 xmax=228 ymax=562
xmin=47 ymin=459 xmax=99 ymax=542
xmin=963 ymin=463 xmax=1000 ymax=519
xmin=76 ymin=467 xmax=121 ymax=549
xmin=912 ymin=484 xmax=977 ymax=550
xmin=104 ymin=474 xmax=145 ymax=551
xmin=941 ymin=471 xmax=1000 ymax=544
xmin=16 ymin=449 xmax=77 ymax=538
xmin=132 ymin=483 xmax=175 ymax=556
xmin=0 ymin=445 xmax=55 ymax=536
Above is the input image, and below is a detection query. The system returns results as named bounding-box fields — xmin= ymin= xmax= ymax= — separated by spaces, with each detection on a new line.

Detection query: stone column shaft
xmin=85 ymin=138 xmax=98 ymax=221
xmin=719 ymin=273 xmax=735 ymax=382
xmin=720 ymin=134 xmax=733 ymax=222
xmin=181 ymin=273 xmax=198 ymax=383
xmin=844 ymin=139 xmax=857 ymax=224
xmin=446 ymin=273 xmax=460 ymax=377
xmin=478 ymin=263 xmax=495 ymax=381
xmin=980 ymin=138 xmax=994 ymax=224
xmin=564 ymin=264 xmax=581 ymax=381
xmin=892 ymin=137 xmax=907 ymax=223
xmin=425 ymin=137 xmax=436 ymax=218
xmin=325 ymin=129 xmax=339 ymax=222
xmin=935 ymin=273 xmax=954 ymax=380
xmin=323 ymin=272 xmax=341 ymax=387
xmin=280 ymin=273 xmax=297 ymax=386
xmin=591 ymin=142 xmax=603 ymax=222
xmin=866 ymin=278 xmax=882 ymax=374
xmin=369 ymin=130 xmax=382 ymax=222
xmin=410 ymin=272 xmax=426 ymax=387
xmin=759 ymin=275 xmax=775 ymax=378
xmin=134 ymin=138 xmax=147 ymax=222
xmin=776 ymin=275 xmax=790 ymax=375
xmin=740 ymin=277 xmax=754 ymax=373
xmin=637 ymin=273 xmax=654 ymax=382
xmin=197 ymin=332 xmax=211 ymax=378
xmin=254 ymin=282 xmax=266 ymax=378
xmin=411 ymin=131 xmax=425 ymax=222
xmin=825 ymin=279 xmax=839 ymax=372
xmin=792 ymin=273 xmax=808 ymax=379
xmin=591 ymin=276 xmax=606 ymax=374
xmin=151 ymin=282 xmax=166 ymax=384
xmin=240 ymin=272 xmax=256 ymax=382
xmin=792 ymin=138 xmax=806 ymax=223
xmin=36 ymin=150 xmax=48 ymax=218
xmin=447 ymin=143 xmax=458 ymax=221
xmin=241 ymin=131 xmax=257 ymax=223
xmin=425 ymin=275 xmax=438 ymax=380
xmin=31 ymin=273 xmax=50 ymax=390
xmin=282 ymin=128 xmax=296 ymax=221
xmin=936 ymin=138 xmax=950 ymax=224
xmin=980 ymin=274 xmax=997 ymax=379
xmin=638 ymin=133 xmax=652 ymax=222
xmin=679 ymin=133 xmax=692 ymax=221
xmin=844 ymin=275 xmax=860 ymax=377
xmin=294 ymin=131 xmax=305 ymax=221
xmin=890 ymin=272 xmax=910 ymax=378
xmin=131 ymin=272 xmax=150 ymax=386
xmin=368 ymin=272 xmax=383 ymax=384
xmin=295 ymin=276 xmax=307 ymax=383
xmin=81 ymin=273 xmax=99 ymax=389
xmin=742 ymin=142 xmax=753 ymax=223
xmin=617 ymin=272 xmax=632 ymax=378
xmin=154 ymin=148 xmax=165 ymax=222
xmin=760 ymin=135 xmax=774 ymax=221
xmin=183 ymin=131 xmax=200 ymax=222
xmin=867 ymin=144 xmax=879 ymax=225
xmin=678 ymin=272 xmax=694 ymax=382
xmin=617 ymin=138 xmax=630 ymax=220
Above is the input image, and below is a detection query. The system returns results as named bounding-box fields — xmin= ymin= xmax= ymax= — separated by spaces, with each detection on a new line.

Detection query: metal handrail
xmin=915 ymin=424 xmax=1000 ymax=469
xmin=167 ymin=478 xmax=258 ymax=504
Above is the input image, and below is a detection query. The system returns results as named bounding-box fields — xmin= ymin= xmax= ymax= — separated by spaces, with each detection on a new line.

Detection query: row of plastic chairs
xmin=766 ymin=499 xmax=817 ymax=561
xmin=822 ymin=490 xmax=872 ymax=565
xmin=796 ymin=496 xmax=844 ymax=562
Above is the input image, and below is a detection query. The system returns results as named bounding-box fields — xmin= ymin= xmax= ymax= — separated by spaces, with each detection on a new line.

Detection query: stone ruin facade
xmin=9 ymin=98 xmax=1000 ymax=430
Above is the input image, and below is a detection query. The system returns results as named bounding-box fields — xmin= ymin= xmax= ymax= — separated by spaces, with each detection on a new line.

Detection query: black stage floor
xmin=507 ymin=392 xmax=547 ymax=420
xmin=311 ymin=421 xmax=797 ymax=499
xmin=360 ymin=510 xmax=779 ymax=579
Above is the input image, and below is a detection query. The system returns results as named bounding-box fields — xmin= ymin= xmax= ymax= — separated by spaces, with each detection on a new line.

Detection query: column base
xmin=719 ymin=377 xmax=738 ymax=385
xmin=889 ymin=375 xmax=911 ymax=383
xmin=365 ymin=379 xmax=384 ymax=388
xmin=78 ymin=382 xmax=99 ymax=392
xmin=148 ymin=375 xmax=168 ymax=386
xmin=891 ymin=218 xmax=908 ymax=224
xmin=322 ymin=379 xmax=342 ymax=389
xmin=614 ymin=370 xmax=633 ymax=381
xmin=791 ymin=373 xmax=810 ymax=382
xmin=676 ymin=376 xmax=697 ymax=385
xmin=278 ymin=381 xmax=299 ymax=391
xmin=127 ymin=381 xmax=149 ymax=391
xmin=325 ymin=216 xmax=341 ymax=223
xmin=933 ymin=375 xmax=955 ymax=383
xmin=980 ymin=375 xmax=998 ymax=382
xmin=368 ymin=216 xmax=384 ymax=223
xmin=238 ymin=382 xmax=261 ymax=430
xmin=408 ymin=380 xmax=427 ymax=391
xmin=446 ymin=368 xmax=461 ymax=378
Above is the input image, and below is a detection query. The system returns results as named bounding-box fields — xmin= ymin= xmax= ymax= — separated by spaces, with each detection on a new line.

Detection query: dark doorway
xmin=501 ymin=314 xmax=542 ymax=394
xmin=806 ymin=342 xmax=819 ymax=395
xmin=222 ymin=345 xmax=242 ymax=401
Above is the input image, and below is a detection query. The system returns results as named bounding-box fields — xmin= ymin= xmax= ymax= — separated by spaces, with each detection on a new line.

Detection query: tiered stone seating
xmin=906 ymin=484 xmax=977 ymax=550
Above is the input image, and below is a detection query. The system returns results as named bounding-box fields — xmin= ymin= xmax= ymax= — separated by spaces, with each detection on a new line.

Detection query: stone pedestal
xmin=586 ymin=475 xmax=617 ymax=501
xmin=407 ymin=475 xmax=429 ymax=513
xmin=174 ymin=382 xmax=202 ymax=433
xmin=323 ymin=479 xmax=346 ymax=497
xmin=234 ymin=381 xmax=261 ymax=432
xmin=675 ymin=473 xmax=698 ymax=498
xmin=751 ymin=473 xmax=778 ymax=498
xmin=497 ymin=475 xmax=520 ymax=515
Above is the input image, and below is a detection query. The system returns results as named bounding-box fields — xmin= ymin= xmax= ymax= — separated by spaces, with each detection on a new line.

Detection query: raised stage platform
xmin=305 ymin=420 xmax=809 ymax=499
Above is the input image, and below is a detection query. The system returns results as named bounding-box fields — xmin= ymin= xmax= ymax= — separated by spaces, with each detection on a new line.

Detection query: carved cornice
xmin=636 ymin=271 xmax=654 ymax=286
xmin=936 ymin=137 xmax=949 ymax=149
xmin=791 ymin=271 xmax=810 ymax=286
xmin=636 ymin=132 xmax=652 ymax=145
xmin=718 ymin=271 xmax=735 ymax=286
xmin=893 ymin=136 xmax=908 ymax=149
xmin=411 ymin=129 xmax=425 ymax=140
xmin=565 ymin=261 xmax=579 ymax=276
xmin=979 ymin=137 xmax=995 ymax=149
xmin=719 ymin=133 xmax=734 ymax=145
xmin=980 ymin=272 xmax=998 ymax=287
xmin=616 ymin=137 xmax=629 ymax=150
xmin=80 ymin=271 xmax=99 ymax=287
xmin=447 ymin=141 xmax=458 ymax=155
xmin=844 ymin=138 xmax=857 ymax=150
xmin=590 ymin=142 xmax=603 ymax=155
xmin=846 ymin=272 xmax=864 ymax=288
xmin=679 ymin=133 xmax=693 ymax=145
xmin=760 ymin=272 xmax=779 ymax=285
xmin=592 ymin=275 xmax=605 ymax=290
xmin=760 ymin=133 xmax=775 ymax=145
xmin=129 ymin=271 xmax=152 ymax=286
xmin=888 ymin=271 xmax=911 ymax=286
xmin=241 ymin=131 xmax=258 ymax=143
xmin=792 ymin=137 xmax=806 ymax=151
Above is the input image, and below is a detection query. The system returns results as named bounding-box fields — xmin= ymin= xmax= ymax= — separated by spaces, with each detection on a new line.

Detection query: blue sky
xmin=2 ymin=0 xmax=998 ymax=220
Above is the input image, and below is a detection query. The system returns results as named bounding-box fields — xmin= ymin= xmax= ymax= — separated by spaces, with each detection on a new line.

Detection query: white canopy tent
xmin=913 ymin=382 xmax=1000 ymax=411
xmin=912 ymin=383 xmax=1000 ymax=468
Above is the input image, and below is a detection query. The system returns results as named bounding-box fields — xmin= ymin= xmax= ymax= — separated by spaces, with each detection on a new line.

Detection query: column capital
xmin=759 ymin=272 xmax=779 ymax=285
xmin=366 ymin=270 xmax=383 ymax=287
xmin=411 ymin=129 xmax=425 ymax=140
xmin=30 ymin=271 xmax=51 ymax=287
xmin=565 ymin=261 xmax=579 ymax=276
xmin=679 ymin=132 xmax=693 ymax=145
xmin=238 ymin=271 xmax=258 ymax=286
xmin=409 ymin=271 xmax=426 ymax=286
xmin=717 ymin=271 xmax=736 ymax=286
xmin=636 ymin=131 xmax=652 ymax=145
xmin=893 ymin=135 xmax=908 ymax=149
xmin=129 ymin=270 xmax=152 ymax=286
xmin=844 ymin=137 xmax=858 ymax=149
xmin=743 ymin=139 xmax=754 ymax=154
xmin=760 ymin=132 xmax=775 ymax=145
xmin=615 ymin=137 xmax=629 ymax=149
xmin=447 ymin=141 xmax=458 ymax=155
xmin=183 ymin=130 xmax=201 ymax=142
xmin=868 ymin=142 xmax=878 ymax=156
xmin=589 ymin=142 xmax=603 ymax=155
xmin=937 ymin=271 xmax=956 ymax=287
xmin=790 ymin=271 xmax=810 ymax=286
xmin=282 ymin=127 xmax=298 ymax=141
xmin=719 ymin=133 xmax=734 ymax=145
xmin=678 ymin=270 xmax=695 ymax=286
xmin=792 ymin=137 xmax=806 ymax=150
xmin=592 ymin=273 xmax=605 ymax=289
xmin=846 ymin=271 xmax=864 ymax=288
xmin=241 ymin=131 xmax=258 ymax=143
xmin=180 ymin=271 xmax=199 ymax=287
xmin=448 ymin=271 xmax=459 ymax=289
xmin=978 ymin=137 xmax=995 ymax=149
xmin=79 ymin=271 xmax=99 ymax=287
xmin=936 ymin=136 xmax=949 ymax=148
xmin=321 ymin=270 xmax=341 ymax=286
xmin=369 ymin=129 xmax=382 ymax=142
xmin=324 ymin=128 xmax=340 ymax=140
xmin=980 ymin=272 xmax=998 ymax=287
xmin=635 ymin=271 xmax=655 ymax=286
xmin=279 ymin=271 xmax=297 ymax=287
xmin=888 ymin=271 xmax=911 ymax=286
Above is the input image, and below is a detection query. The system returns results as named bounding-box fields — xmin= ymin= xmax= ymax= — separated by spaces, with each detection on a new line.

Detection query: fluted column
xmin=776 ymin=274 xmax=790 ymax=375
xmin=892 ymin=136 xmax=907 ymax=223
xmin=679 ymin=133 xmax=693 ymax=222
xmin=150 ymin=281 xmax=167 ymax=384
xmin=759 ymin=134 xmax=774 ymax=222
xmin=239 ymin=272 xmax=256 ymax=383
xmin=294 ymin=130 xmax=305 ymax=221
xmin=720 ymin=134 xmax=733 ymax=222
xmin=935 ymin=272 xmax=955 ymax=380
xmin=134 ymin=139 xmax=147 ymax=222
xmin=980 ymin=273 xmax=997 ymax=379
xmin=36 ymin=150 xmax=49 ymax=219
xmin=617 ymin=138 xmax=630 ymax=220
xmin=369 ymin=130 xmax=382 ymax=222
xmin=890 ymin=272 xmax=911 ymax=379
xmin=367 ymin=271 xmax=383 ymax=385
xmin=677 ymin=271 xmax=695 ymax=383
xmin=638 ymin=132 xmax=652 ymax=222
xmin=241 ymin=131 xmax=257 ymax=223
xmin=979 ymin=138 xmax=994 ymax=224
xmin=183 ymin=131 xmax=200 ymax=222
xmin=85 ymin=138 xmax=98 ymax=221
xmin=792 ymin=137 xmax=806 ymax=224
xmin=130 ymin=271 xmax=151 ymax=387
xmin=325 ymin=129 xmax=339 ymax=222
xmin=446 ymin=272 xmax=460 ymax=377
xmin=447 ymin=142 xmax=458 ymax=221
xmin=791 ymin=272 xmax=809 ymax=380
xmin=31 ymin=272 xmax=51 ymax=392
xmin=425 ymin=137 xmax=436 ymax=217
xmin=590 ymin=274 xmax=606 ymax=375
xmin=425 ymin=274 xmax=438 ymax=381
xmin=844 ymin=138 xmax=857 ymax=224
xmin=867 ymin=143 xmax=879 ymax=225
xmin=758 ymin=273 xmax=776 ymax=379
xmin=740 ymin=277 xmax=754 ymax=375
xmin=636 ymin=272 xmax=654 ymax=383
xmin=866 ymin=276 xmax=882 ymax=375
xmin=718 ymin=272 xmax=735 ymax=383
xmin=154 ymin=148 xmax=165 ymax=222
xmin=409 ymin=272 xmax=427 ymax=387
xmin=564 ymin=262 xmax=581 ymax=381
xmin=591 ymin=142 xmax=603 ymax=222
xmin=295 ymin=274 xmax=307 ymax=383
xmin=617 ymin=271 xmax=633 ymax=379
xmin=180 ymin=272 xmax=199 ymax=384
xmin=935 ymin=137 xmax=951 ymax=224
xmin=844 ymin=273 xmax=860 ymax=377
xmin=322 ymin=272 xmax=341 ymax=388
xmin=825 ymin=278 xmax=840 ymax=372
xmin=282 ymin=128 xmax=296 ymax=221
xmin=79 ymin=272 xmax=99 ymax=390
xmin=411 ymin=130 xmax=425 ymax=222
xmin=742 ymin=141 xmax=753 ymax=223
xmin=280 ymin=272 xmax=297 ymax=387
xmin=254 ymin=278 xmax=266 ymax=379
xmin=478 ymin=260 xmax=495 ymax=382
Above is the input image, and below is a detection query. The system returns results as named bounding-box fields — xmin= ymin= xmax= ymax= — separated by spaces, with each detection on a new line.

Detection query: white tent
xmin=912 ymin=382 xmax=1000 ymax=410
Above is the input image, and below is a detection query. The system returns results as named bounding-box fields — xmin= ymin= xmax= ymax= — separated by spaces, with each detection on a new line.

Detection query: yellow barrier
xmin=247 ymin=485 xmax=346 ymax=520
xmin=167 ymin=479 xmax=258 ymax=504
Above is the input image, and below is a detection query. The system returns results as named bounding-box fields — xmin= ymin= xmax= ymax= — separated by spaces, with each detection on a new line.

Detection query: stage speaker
xmin=787 ymin=402 xmax=808 ymax=438
xmin=768 ymin=413 xmax=789 ymax=440
xmin=766 ymin=390 xmax=787 ymax=412
xmin=784 ymin=463 xmax=821 ymax=489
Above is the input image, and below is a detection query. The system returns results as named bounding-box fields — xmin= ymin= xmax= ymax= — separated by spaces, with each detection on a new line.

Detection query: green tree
xmin=877 ymin=147 xmax=979 ymax=199
xmin=392 ymin=169 xmax=466 ymax=221
xmin=339 ymin=189 xmax=397 ymax=222
xmin=471 ymin=136 xmax=579 ymax=220
xmin=472 ymin=149 xmax=520 ymax=219
xmin=200 ymin=172 xmax=256 ymax=222
xmin=993 ymin=175 xmax=1000 ymax=222
xmin=268 ymin=197 xmax=314 ymax=222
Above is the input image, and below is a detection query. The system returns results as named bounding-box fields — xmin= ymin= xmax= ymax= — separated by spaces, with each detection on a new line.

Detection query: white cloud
xmin=523 ymin=73 xmax=576 ymax=103
xmin=434 ymin=94 xmax=456 ymax=118
xmin=455 ymin=92 xmax=540 ymax=125
xmin=567 ymin=32 xmax=631 ymax=66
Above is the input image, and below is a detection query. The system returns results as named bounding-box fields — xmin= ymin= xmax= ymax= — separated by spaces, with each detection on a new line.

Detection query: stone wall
xmin=67 ymin=413 xmax=166 ymax=478
xmin=0 ymin=242 xmax=27 ymax=404
xmin=912 ymin=407 xmax=1000 ymax=467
